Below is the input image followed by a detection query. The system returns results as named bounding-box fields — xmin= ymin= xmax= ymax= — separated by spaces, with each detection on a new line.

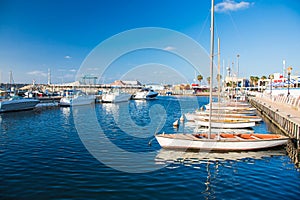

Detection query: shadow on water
xmin=287 ymin=139 xmax=300 ymax=168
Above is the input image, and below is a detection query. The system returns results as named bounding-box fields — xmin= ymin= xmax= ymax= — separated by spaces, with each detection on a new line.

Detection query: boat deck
xmin=157 ymin=133 xmax=287 ymax=141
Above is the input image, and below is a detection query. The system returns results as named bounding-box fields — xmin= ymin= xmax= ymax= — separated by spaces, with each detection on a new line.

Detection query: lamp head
xmin=287 ymin=66 xmax=293 ymax=74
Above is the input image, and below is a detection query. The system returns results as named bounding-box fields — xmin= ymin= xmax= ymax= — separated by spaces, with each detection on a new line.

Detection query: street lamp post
xmin=236 ymin=54 xmax=240 ymax=99
xmin=268 ymin=74 xmax=274 ymax=98
xmin=287 ymin=66 xmax=293 ymax=97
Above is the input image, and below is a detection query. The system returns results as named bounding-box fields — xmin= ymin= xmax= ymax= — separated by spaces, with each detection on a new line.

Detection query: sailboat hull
xmin=155 ymin=134 xmax=289 ymax=151
xmin=196 ymin=120 xmax=255 ymax=128
xmin=185 ymin=113 xmax=262 ymax=122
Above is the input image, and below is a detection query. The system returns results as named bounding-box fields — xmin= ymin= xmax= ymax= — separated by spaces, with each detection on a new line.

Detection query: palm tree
xmin=207 ymin=77 xmax=211 ymax=85
xmin=261 ymin=75 xmax=267 ymax=86
xmin=250 ymin=76 xmax=259 ymax=87
xmin=250 ymin=76 xmax=255 ymax=87
xmin=253 ymin=76 xmax=259 ymax=87
xmin=197 ymin=74 xmax=203 ymax=85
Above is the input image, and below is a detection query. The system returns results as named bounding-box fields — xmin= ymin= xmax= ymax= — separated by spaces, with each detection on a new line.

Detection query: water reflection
xmin=155 ymin=149 xmax=287 ymax=199
xmin=287 ymin=139 xmax=300 ymax=168
xmin=133 ymin=99 xmax=148 ymax=107
xmin=155 ymin=149 xmax=286 ymax=166
xmin=61 ymin=107 xmax=71 ymax=118
xmin=101 ymin=102 xmax=120 ymax=115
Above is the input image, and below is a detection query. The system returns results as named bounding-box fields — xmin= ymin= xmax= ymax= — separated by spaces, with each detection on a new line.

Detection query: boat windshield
xmin=9 ymin=96 xmax=23 ymax=100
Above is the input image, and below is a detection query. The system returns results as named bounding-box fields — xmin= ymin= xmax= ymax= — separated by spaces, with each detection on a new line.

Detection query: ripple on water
xmin=0 ymin=96 xmax=299 ymax=199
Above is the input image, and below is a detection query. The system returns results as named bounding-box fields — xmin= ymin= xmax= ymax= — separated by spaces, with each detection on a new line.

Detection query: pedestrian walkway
xmin=254 ymin=95 xmax=300 ymax=125
xmin=249 ymin=95 xmax=300 ymax=140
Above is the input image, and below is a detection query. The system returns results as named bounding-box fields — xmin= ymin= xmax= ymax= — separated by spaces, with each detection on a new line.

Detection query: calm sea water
xmin=0 ymin=96 xmax=299 ymax=199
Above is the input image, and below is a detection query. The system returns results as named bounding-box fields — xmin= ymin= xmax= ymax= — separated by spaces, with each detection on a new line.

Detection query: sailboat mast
xmin=208 ymin=0 xmax=215 ymax=139
xmin=218 ymin=38 xmax=221 ymax=103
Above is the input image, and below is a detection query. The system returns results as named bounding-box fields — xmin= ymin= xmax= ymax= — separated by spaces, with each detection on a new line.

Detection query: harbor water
xmin=0 ymin=96 xmax=299 ymax=199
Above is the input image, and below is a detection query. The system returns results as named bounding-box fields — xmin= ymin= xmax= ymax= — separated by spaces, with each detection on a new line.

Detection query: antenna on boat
xmin=208 ymin=0 xmax=215 ymax=139
xmin=47 ymin=68 xmax=51 ymax=85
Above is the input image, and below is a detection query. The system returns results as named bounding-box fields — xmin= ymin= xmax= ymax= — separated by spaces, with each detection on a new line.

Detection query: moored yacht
xmin=60 ymin=90 xmax=95 ymax=107
xmin=101 ymin=89 xmax=132 ymax=103
xmin=0 ymin=96 xmax=40 ymax=112
xmin=132 ymin=88 xmax=158 ymax=100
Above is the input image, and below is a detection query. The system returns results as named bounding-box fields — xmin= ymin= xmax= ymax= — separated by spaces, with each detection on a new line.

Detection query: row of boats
xmin=154 ymin=0 xmax=289 ymax=152
xmin=155 ymin=100 xmax=289 ymax=151
xmin=0 ymin=88 xmax=159 ymax=112
xmin=60 ymin=87 xmax=158 ymax=106
xmin=101 ymin=88 xmax=158 ymax=103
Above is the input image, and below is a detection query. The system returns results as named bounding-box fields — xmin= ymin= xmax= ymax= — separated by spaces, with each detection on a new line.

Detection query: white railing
xmin=252 ymin=91 xmax=300 ymax=111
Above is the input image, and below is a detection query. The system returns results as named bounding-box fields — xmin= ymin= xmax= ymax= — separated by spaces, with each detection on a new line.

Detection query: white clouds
xmin=87 ymin=67 xmax=100 ymax=71
xmin=58 ymin=68 xmax=76 ymax=72
xmin=64 ymin=55 xmax=72 ymax=59
xmin=215 ymin=0 xmax=253 ymax=13
xmin=27 ymin=70 xmax=47 ymax=77
xmin=163 ymin=46 xmax=176 ymax=51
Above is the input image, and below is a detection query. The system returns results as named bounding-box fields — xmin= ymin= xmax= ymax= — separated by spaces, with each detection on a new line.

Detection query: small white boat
xmin=132 ymin=88 xmax=158 ymax=100
xmin=185 ymin=112 xmax=262 ymax=122
xmin=208 ymin=101 xmax=251 ymax=107
xmin=155 ymin=133 xmax=289 ymax=151
xmin=195 ymin=128 xmax=254 ymax=134
xmin=101 ymin=89 xmax=132 ymax=103
xmin=195 ymin=109 xmax=256 ymax=116
xmin=204 ymin=104 xmax=256 ymax=111
xmin=196 ymin=118 xmax=256 ymax=129
xmin=0 ymin=96 xmax=40 ymax=112
xmin=60 ymin=90 xmax=95 ymax=107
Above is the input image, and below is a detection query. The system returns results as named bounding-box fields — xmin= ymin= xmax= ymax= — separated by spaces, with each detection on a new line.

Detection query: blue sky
xmin=0 ymin=0 xmax=299 ymax=84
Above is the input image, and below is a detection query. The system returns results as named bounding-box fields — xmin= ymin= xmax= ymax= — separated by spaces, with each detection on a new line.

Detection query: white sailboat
xmin=195 ymin=119 xmax=255 ymax=129
xmin=184 ymin=112 xmax=262 ymax=122
xmin=155 ymin=133 xmax=288 ymax=151
xmin=155 ymin=0 xmax=289 ymax=151
xmin=203 ymin=103 xmax=256 ymax=111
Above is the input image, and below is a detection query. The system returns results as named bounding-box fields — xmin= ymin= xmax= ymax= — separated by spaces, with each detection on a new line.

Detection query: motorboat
xmin=101 ymin=89 xmax=132 ymax=103
xmin=60 ymin=90 xmax=95 ymax=107
xmin=132 ymin=88 xmax=158 ymax=100
xmin=0 ymin=96 xmax=40 ymax=112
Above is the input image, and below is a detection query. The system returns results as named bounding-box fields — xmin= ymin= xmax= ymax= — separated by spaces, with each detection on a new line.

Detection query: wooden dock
xmin=249 ymin=95 xmax=300 ymax=167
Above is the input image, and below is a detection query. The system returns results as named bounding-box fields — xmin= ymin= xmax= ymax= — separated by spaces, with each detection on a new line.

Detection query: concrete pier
xmin=249 ymin=95 xmax=300 ymax=140
xmin=249 ymin=94 xmax=300 ymax=167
